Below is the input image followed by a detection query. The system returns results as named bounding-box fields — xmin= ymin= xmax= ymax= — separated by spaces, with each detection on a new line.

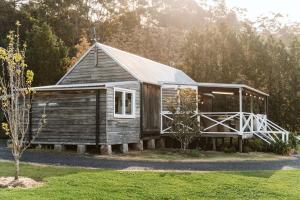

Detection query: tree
xmin=21 ymin=0 xmax=91 ymax=50
xmin=70 ymin=34 xmax=90 ymax=66
xmin=166 ymin=88 xmax=200 ymax=150
xmin=0 ymin=22 xmax=46 ymax=181
xmin=26 ymin=23 xmax=70 ymax=86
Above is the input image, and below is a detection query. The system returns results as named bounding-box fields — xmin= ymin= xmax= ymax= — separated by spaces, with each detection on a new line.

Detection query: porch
xmin=160 ymin=83 xmax=289 ymax=144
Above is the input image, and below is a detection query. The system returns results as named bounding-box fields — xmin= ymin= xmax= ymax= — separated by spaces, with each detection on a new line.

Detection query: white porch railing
xmin=161 ymin=111 xmax=289 ymax=144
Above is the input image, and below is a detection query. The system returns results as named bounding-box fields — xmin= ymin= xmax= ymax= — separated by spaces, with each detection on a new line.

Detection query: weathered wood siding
xmin=142 ymin=83 xmax=160 ymax=136
xmin=106 ymin=82 xmax=140 ymax=144
xmin=161 ymin=86 xmax=178 ymax=112
xmin=59 ymin=47 xmax=136 ymax=85
xmin=32 ymin=90 xmax=106 ymax=144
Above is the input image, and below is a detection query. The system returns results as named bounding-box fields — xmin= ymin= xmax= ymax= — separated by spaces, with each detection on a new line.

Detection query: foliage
xmin=26 ymin=23 xmax=70 ymax=86
xmin=288 ymin=133 xmax=299 ymax=149
xmin=166 ymin=88 xmax=200 ymax=149
xmin=247 ymin=138 xmax=265 ymax=152
xmin=270 ymin=140 xmax=292 ymax=156
xmin=188 ymin=149 xmax=202 ymax=157
xmin=182 ymin=22 xmax=300 ymax=131
xmin=224 ymin=146 xmax=236 ymax=153
xmin=70 ymin=35 xmax=91 ymax=66
xmin=1 ymin=162 xmax=300 ymax=199
xmin=242 ymin=146 xmax=251 ymax=153
xmin=0 ymin=23 xmax=46 ymax=180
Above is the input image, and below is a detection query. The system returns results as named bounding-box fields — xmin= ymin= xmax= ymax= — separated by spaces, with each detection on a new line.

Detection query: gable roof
xmin=57 ymin=42 xmax=196 ymax=85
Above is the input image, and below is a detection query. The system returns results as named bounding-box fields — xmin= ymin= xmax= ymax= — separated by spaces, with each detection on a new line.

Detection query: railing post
xmin=281 ymin=133 xmax=285 ymax=143
xmin=239 ymin=88 xmax=243 ymax=135
xmin=250 ymin=114 xmax=254 ymax=132
xmin=160 ymin=85 xmax=163 ymax=134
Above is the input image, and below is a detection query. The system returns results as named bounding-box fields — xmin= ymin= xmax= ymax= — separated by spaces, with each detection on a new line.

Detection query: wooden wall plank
xmin=32 ymin=89 xmax=106 ymax=144
xmin=105 ymin=82 xmax=140 ymax=144
xmin=59 ymin=47 xmax=137 ymax=85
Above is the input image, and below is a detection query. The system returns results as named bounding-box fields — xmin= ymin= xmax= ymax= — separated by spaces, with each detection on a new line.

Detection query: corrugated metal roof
xmin=35 ymin=81 xmax=139 ymax=91
xmin=34 ymin=83 xmax=106 ymax=91
xmin=96 ymin=43 xmax=196 ymax=85
xmin=198 ymin=82 xmax=269 ymax=96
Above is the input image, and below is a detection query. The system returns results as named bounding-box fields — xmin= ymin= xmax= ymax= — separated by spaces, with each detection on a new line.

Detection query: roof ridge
xmin=96 ymin=42 xmax=181 ymax=72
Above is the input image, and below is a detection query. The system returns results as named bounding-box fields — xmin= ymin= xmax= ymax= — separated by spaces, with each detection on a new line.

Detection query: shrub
xmin=247 ymin=138 xmax=264 ymax=152
xmin=189 ymin=149 xmax=201 ymax=157
xmin=289 ymin=133 xmax=299 ymax=149
xmin=270 ymin=140 xmax=292 ymax=156
xmin=224 ymin=146 xmax=236 ymax=153
xmin=242 ymin=146 xmax=251 ymax=153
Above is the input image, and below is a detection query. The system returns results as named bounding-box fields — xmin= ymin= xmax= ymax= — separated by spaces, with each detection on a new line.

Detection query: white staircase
xmin=252 ymin=116 xmax=289 ymax=144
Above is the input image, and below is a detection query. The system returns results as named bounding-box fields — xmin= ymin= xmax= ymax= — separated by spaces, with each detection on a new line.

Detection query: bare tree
xmin=166 ymin=88 xmax=200 ymax=150
xmin=0 ymin=22 xmax=45 ymax=181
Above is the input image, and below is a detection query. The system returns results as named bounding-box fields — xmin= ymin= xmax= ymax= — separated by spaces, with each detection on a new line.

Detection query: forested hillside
xmin=0 ymin=0 xmax=299 ymax=131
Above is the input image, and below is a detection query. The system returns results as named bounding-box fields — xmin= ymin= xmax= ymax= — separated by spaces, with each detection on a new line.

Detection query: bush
xmin=224 ymin=146 xmax=236 ymax=153
xmin=242 ymin=146 xmax=251 ymax=153
xmin=270 ymin=140 xmax=292 ymax=156
xmin=189 ymin=149 xmax=201 ymax=157
xmin=247 ymin=138 xmax=264 ymax=152
xmin=289 ymin=133 xmax=299 ymax=149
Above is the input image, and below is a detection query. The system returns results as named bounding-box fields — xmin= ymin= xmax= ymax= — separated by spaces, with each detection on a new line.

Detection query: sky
xmin=225 ymin=0 xmax=300 ymax=23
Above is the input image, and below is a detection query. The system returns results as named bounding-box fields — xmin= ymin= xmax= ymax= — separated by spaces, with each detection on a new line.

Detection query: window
xmin=114 ymin=88 xmax=135 ymax=118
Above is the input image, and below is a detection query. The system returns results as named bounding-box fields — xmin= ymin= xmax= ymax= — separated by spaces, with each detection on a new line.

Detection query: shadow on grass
xmin=225 ymin=170 xmax=277 ymax=179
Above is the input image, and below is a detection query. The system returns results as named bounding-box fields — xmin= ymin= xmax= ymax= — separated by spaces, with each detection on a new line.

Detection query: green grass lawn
xmin=96 ymin=149 xmax=292 ymax=162
xmin=0 ymin=161 xmax=300 ymax=200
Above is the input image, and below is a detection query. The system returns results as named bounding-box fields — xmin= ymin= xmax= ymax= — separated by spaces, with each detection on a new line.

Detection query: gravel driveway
xmin=0 ymin=147 xmax=299 ymax=171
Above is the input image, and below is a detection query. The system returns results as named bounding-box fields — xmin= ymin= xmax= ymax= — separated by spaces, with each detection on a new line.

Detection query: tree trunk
xmin=183 ymin=142 xmax=188 ymax=150
xmin=14 ymin=157 xmax=20 ymax=181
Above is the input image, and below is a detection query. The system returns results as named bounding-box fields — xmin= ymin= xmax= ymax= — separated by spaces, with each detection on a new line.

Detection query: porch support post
xmin=147 ymin=139 xmax=155 ymax=150
xmin=250 ymin=95 xmax=253 ymax=113
xmin=212 ymin=138 xmax=216 ymax=151
xmin=239 ymin=88 xmax=243 ymax=134
xmin=100 ymin=144 xmax=112 ymax=155
xmin=281 ymin=133 xmax=285 ymax=143
xmin=120 ymin=144 xmax=129 ymax=154
xmin=158 ymin=137 xmax=166 ymax=148
xmin=238 ymin=137 xmax=243 ymax=153
xmin=265 ymin=96 xmax=268 ymax=116
xmin=160 ymin=85 xmax=163 ymax=134
xmin=77 ymin=145 xmax=86 ymax=154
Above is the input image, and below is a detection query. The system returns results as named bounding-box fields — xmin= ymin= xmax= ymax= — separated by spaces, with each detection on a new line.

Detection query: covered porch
xmin=198 ymin=83 xmax=289 ymax=144
xmin=160 ymin=83 xmax=289 ymax=147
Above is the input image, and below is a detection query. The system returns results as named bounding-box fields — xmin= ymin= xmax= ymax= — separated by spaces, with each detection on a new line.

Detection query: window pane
xmin=125 ymin=93 xmax=132 ymax=115
xmin=115 ymin=91 xmax=123 ymax=114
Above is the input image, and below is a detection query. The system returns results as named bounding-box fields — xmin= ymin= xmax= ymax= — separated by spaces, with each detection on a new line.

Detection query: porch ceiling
xmin=198 ymin=83 xmax=269 ymax=97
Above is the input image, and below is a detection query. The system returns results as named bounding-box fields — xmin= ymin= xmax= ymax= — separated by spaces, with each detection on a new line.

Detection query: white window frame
xmin=113 ymin=87 xmax=136 ymax=118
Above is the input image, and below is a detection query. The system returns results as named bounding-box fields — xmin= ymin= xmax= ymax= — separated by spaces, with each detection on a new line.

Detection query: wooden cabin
xmin=31 ymin=43 xmax=196 ymax=154
xmin=31 ymin=43 xmax=289 ymax=154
